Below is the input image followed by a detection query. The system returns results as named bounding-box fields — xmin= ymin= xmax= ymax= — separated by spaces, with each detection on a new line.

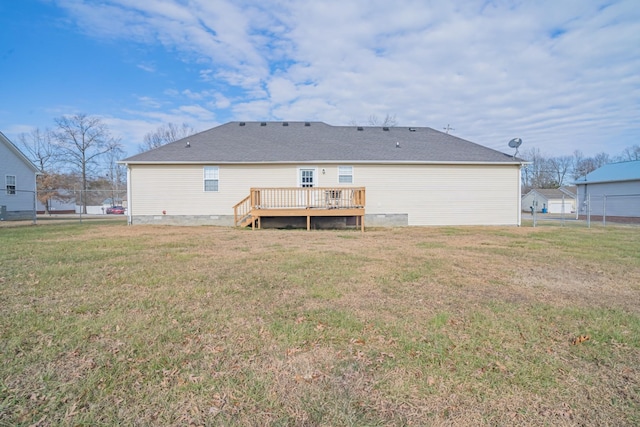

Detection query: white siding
xmin=129 ymin=163 xmax=521 ymax=225
xmin=355 ymin=164 xmax=520 ymax=225
xmin=577 ymin=180 xmax=640 ymax=217
xmin=129 ymin=164 xmax=295 ymax=216
xmin=0 ymin=139 xmax=37 ymax=212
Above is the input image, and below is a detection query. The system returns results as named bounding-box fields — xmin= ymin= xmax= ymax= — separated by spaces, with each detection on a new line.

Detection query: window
xmin=338 ymin=166 xmax=353 ymax=184
xmin=6 ymin=175 xmax=16 ymax=195
xmin=300 ymin=168 xmax=315 ymax=187
xmin=204 ymin=167 xmax=219 ymax=192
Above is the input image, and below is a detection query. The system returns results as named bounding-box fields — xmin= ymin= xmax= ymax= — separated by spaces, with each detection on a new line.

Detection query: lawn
xmin=1 ymin=223 xmax=639 ymax=426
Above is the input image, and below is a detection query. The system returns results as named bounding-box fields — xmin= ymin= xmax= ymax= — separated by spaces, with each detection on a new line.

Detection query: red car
xmin=106 ymin=206 xmax=125 ymax=214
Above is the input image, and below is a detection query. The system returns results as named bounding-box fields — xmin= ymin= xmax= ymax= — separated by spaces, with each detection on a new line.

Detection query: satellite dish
xmin=508 ymin=138 xmax=522 ymax=148
xmin=508 ymin=138 xmax=522 ymax=157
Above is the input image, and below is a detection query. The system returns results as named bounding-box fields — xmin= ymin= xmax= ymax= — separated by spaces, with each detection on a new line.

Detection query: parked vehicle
xmin=106 ymin=206 xmax=125 ymax=214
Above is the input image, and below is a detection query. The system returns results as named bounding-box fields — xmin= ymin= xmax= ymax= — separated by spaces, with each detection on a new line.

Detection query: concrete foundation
xmin=130 ymin=212 xmax=410 ymax=228
xmin=1 ymin=210 xmax=35 ymax=221
xmin=131 ymin=215 xmax=235 ymax=226
xmin=364 ymin=213 xmax=409 ymax=227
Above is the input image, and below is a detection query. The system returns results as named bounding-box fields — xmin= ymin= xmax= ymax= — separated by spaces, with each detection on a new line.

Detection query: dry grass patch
xmin=1 ymin=223 xmax=639 ymax=426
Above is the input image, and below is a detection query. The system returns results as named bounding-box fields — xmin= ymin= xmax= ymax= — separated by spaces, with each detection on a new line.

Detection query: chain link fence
xmin=525 ymin=193 xmax=640 ymax=228
xmin=578 ymin=193 xmax=640 ymax=227
xmin=27 ymin=189 xmax=126 ymax=224
xmin=0 ymin=189 xmax=37 ymax=223
xmin=37 ymin=189 xmax=127 ymax=215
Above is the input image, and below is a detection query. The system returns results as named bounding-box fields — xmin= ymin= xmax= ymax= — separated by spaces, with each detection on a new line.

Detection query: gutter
xmin=119 ymin=160 xmax=528 ymax=166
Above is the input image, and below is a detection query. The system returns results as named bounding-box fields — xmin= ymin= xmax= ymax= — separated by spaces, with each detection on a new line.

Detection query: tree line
xmin=520 ymin=145 xmax=640 ymax=193
xmin=18 ymin=114 xmax=195 ymax=214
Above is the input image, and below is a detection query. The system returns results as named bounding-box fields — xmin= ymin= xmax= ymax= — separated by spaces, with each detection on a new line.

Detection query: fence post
xmin=78 ymin=189 xmax=83 ymax=223
xmin=603 ymin=195 xmax=606 ymax=227
xmin=586 ymin=194 xmax=590 ymax=228
xmin=561 ymin=194 xmax=565 ymax=227
xmin=32 ymin=190 xmax=37 ymax=225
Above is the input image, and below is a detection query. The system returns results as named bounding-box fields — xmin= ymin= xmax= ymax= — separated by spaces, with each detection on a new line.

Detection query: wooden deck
xmin=233 ymin=187 xmax=366 ymax=231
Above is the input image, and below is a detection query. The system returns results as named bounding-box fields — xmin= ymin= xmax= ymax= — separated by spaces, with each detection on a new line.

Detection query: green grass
xmin=1 ymin=223 xmax=639 ymax=426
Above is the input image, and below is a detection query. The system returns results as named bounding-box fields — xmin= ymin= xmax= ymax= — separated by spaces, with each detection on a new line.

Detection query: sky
xmin=1 ymin=0 xmax=638 ymax=158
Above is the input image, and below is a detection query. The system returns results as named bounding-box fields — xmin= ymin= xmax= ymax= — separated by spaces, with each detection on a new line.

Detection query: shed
xmin=575 ymin=160 xmax=640 ymax=221
xmin=521 ymin=187 xmax=576 ymax=214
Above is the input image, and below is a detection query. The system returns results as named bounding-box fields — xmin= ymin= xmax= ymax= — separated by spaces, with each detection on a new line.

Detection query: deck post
xmin=307 ymin=215 xmax=310 ymax=231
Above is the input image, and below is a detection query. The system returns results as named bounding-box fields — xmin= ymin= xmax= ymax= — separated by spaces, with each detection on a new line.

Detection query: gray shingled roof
xmin=122 ymin=121 xmax=521 ymax=164
xmin=525 ymin=188 xmax=576 ymax=200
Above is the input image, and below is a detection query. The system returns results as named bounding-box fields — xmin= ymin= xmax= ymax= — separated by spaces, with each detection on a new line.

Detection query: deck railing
xmin=233 ymin=194 xmax=252 ymax=227
xmin=233 ymin=187 xmax=366 ymax=228
xmin=251 ymin=187 xmax=365 ymax=210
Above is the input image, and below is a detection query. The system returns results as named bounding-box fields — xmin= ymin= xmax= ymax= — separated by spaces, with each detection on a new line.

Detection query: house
xmin=36 ymin=190 xmax=76 ymax=214
xmin=575 ymin=160 xmax=640 ymax=222
xmin=120 ymin=121 xmax=526 ymax=229
xmin=0 ymin=131 xmax=39 ymax=221
xmin=521 ymin=187 xmax=576 ymax=214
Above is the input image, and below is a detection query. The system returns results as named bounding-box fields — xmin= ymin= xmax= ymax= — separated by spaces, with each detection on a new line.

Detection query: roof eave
xmin=120 ymin=160 xmax=525 ymax=166
xmin=575 ymin=177 xmax=640 ymax=185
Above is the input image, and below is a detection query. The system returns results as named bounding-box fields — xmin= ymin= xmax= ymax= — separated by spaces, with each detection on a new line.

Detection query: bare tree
xmin=367 ymin=114 xmax=398 ymax=127
xmin=53 ymin=114 xmax=120 ymax=213
xmin=104 ymin=144 xmax=127 ymax=207
xmin=18 ymin=128 xmax=62 ymax=214
xmin=618 ymin=144 xmax=640 ymax=161
xmin=18 ymin=128 xmax=57 ymax=172
xmin=572 ymin=150 xmax=610 ymax=179
xmin=547 ymin=155 xmax=573 ymax=187
xmin=139 ymin=122 xmax=196 ymax=153
xmin=521 ymin=147 xmax=556 ymax=191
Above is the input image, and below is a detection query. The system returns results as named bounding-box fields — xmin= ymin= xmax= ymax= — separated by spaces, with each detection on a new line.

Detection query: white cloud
xmin=267 ymin=77 xmax=298 ymax=105
xmin=135 ymin=96 xmax=163 ymax=109
xmin=136 ymin=63 xmax=156 ymax=73
xmin=174 ymin=104 xmax=216 ymax=121
xmin=49 ymin=0 xmax=640 ymax=156
xmin=211 ymin=93 xmax=231 ymax=110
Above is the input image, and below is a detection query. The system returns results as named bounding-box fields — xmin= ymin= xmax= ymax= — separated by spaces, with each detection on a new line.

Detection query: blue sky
xmin=1 ymin=0 xmax=638 ymax=158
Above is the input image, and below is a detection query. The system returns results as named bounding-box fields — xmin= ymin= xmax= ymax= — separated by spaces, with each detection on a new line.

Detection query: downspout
xmin=126 ymin=165 xmax=132 ymax=225
xmin=33 ymin=172 xmax=40 ymax=225
xmin=517 ymin=165 xmax=521 ymax=226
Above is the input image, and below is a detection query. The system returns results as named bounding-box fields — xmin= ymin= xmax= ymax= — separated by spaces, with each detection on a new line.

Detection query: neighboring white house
xmin=120 ymin=121 xmax=526 ymax=228
xmin=575 ymin=160 xmax=640 ymax=221
xmin=521 ymin=187 xmax=576 ymax=214
xmin=0 ymin=131 xmax=39 ymax=221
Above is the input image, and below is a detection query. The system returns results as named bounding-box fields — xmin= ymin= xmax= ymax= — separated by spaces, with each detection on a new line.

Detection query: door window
xmin=300 ymin=169 xmax=315 ymax=187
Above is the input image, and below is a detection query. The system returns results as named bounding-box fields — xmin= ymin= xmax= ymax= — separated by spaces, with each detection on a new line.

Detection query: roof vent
xmin=357 ymin=126 xmax=363 ymax=131
xmin=396 ymin=142 xmax=400 ymax=148
xmin=304 ymin=122 xmax=310 ymax=127
xmin=283 ymin=122 xmax=289 ymax=126
xmin=186 ymin=141 xmax=190 ymax=148
xmin=260 ymin=122 xmax=267 ymax=126
xmin=409 ymin=128 xmax=416 ymax=132
xmin=239 ymin=122 xmax=245 ymax=126
xmin=383 ymin=127 xmax=389 ymax=131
